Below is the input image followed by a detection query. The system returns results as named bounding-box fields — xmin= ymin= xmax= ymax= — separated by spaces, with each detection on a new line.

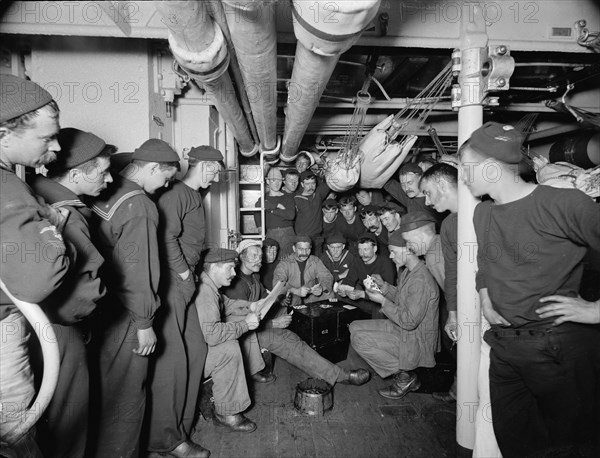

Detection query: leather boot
xmin=378 ymin=371 xmax=421 ymax=399
xmin=148 ymin=440 xmax=210 ymax=458
xmin=214 ymin=413 xmax=257 ymax=433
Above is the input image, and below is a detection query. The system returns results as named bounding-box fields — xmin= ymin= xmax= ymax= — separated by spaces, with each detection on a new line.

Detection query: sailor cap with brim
xmin=399 ymin=211 xmax=436 ymax=233
xmin=469 ymin=121 xmax=525 ymax=164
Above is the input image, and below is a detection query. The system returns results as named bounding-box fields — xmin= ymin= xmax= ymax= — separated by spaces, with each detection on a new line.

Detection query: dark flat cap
xmin=263 ymin=238 xmax=280 ymax=248
xmin=204 ymin=248 xmax=238 ymax=264
xmin=47 ymin=128 xmax=106 ymax=171
xmin=322 ymin=198 xmax=338 ymax=209
xmin=132 ymin=139 xmax=179 ymax=163
xmin=399 ymin=211 xmax=436 ymax=233
xmin=358 ymin=233 xmax=377 ymax=244
xmin=469 ymin=121 xmax=524 ymax=164
xmin=399 ymin=162 xmax=423 ymax=175
xmin=326 ymin=232 xmax=346 ymax=245
xmin=299 ymin=170 xmax=316 ymax=182
xmin=388 ymin=230 xmax=407 ymax=248
xmin=188 ymin=145 xmax=223 ymax=162
xmin=295 ymin=234 xmax=312 ymax=245
xmin=1 ymin=75 xmax=54 ymax=123
xmin=359 ymin=204 xmax=380 ymax=216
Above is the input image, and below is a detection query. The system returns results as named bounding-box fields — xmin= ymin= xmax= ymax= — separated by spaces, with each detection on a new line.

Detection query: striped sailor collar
xmin=29 ymin=174 xmax=86 ymax=208
xmin=90 ymin=176 xmax=145 ymax=221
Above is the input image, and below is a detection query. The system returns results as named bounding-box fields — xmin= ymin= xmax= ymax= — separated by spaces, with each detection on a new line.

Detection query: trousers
xmin=350 ymin=319 xmax=419 ymax=378
xmin=204 ymin=340 xmax=252 ymax=416
xmin=89 ymin=305 xmax=149 ymax=458
xmin=484 ymin=323 xmax=600 ymax=457
xmin=146 ymin=273 xmax=207 ymax=452
xmin=256 ymin=327 xmax=342 ymax=386
xmin=37 ymin=324 xmax=89 ymax=458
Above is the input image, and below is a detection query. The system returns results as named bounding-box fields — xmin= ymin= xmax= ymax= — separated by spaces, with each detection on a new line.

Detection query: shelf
xmin=240 ymin=207 xmax=260 ymax=212
xmin=239 ymin=181 xmax=261 ymax=185
xmin=240 ymin=234 xmax=263 ymax=239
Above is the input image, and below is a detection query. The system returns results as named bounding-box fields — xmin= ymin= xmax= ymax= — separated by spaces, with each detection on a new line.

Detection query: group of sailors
xmin=1 ymin=74 xmax=599 ymax=458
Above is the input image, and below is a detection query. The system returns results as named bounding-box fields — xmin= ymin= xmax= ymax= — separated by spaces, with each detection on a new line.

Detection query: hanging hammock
xmin=324 ymin=87 xmax=372 ymax=192
xmin=359 ymin=61 xmax=454 ymax=188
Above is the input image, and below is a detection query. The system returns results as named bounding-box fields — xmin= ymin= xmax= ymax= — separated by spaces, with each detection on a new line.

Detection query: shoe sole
xmin=378 ymin=379 xmax=422 ymax=400
xmin=213 ymin=419 xmax=257 ymax=433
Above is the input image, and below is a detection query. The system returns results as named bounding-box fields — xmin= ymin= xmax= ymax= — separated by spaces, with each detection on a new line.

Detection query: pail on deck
xmin=293 ymin=378 xmax=333 ymax=415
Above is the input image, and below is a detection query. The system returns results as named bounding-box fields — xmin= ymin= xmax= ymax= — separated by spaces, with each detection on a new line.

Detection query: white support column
xmin=456 ymin=3 xmax=487 ymax=453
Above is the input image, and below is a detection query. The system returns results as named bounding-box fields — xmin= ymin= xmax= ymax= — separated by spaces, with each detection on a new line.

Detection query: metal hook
xmin=561 ymin=83 xmax=575 ymax=105
xmin=560 ymin=83 xmax=584 ymax=123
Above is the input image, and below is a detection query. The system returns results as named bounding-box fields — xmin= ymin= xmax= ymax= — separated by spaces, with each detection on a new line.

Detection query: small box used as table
xmin=289 ymin=300 xmax=370 ymax=363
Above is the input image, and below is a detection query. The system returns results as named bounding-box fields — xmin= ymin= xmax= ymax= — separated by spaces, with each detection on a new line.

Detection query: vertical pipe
xmin=456 ymin=3 xmax=486 ymax=453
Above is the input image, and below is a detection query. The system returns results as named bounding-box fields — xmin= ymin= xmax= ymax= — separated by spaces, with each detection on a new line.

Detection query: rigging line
xmin=392 ymin=62 xmax=452 ymax=123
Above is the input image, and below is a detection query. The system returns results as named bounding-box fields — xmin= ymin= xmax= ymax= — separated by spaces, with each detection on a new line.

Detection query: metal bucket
xmin=294 ymin=378 xmax=333 ymax=416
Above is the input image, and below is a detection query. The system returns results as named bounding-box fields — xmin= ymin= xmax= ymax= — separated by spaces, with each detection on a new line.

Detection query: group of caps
xmin=204 ymin=210 xmax=437 ymax=264
xmin=45 ymin=130 xmax=224 ymax=175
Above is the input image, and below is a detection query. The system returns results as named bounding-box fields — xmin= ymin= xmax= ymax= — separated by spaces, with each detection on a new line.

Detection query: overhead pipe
xmin=221 ymin=0 xmax=280 ymax=161
xmin=206 ymin=0 xmax=260 ymax=146
xmin=154 ymin=1 xmax=259 ymax=157
xmin=280 ymin=0 xmax=382 ymax=162
xmin=528 ymin=131 xmax=600 ymax=168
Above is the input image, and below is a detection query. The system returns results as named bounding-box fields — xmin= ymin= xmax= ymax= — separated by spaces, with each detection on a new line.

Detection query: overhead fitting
xmin=450 ymin=44 xmax=515 ymax=109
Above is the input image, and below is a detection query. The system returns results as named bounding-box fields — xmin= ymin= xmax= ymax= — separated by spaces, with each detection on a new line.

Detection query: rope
xmin=336 ymin=75 xmax=374 ymax=169
xmin=388 ymin=61 xmax=454 ymax=139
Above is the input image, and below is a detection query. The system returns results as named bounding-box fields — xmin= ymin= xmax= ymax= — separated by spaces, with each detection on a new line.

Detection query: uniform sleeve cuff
xmin=238 ymin=320 xmax=249 ymax=335
xmin=132 ymin=317 xmax=154 ymax=330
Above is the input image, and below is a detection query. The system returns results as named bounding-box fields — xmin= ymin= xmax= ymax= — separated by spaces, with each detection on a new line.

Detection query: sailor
xmin=30 ymin=127 xmax=111 ymax=458
xmin=273 ymin=235 xmax=334 ymax=306
xmin=293 ymin=171 xmax=331 ymax=256
xmin=350 ymin=230 xmax=440 ymax=399
xmin=0 ymin=75 xmax=69 ymax=452
xmin=146 ymin=145 xmax=223 ymax=458
xmin=459 ymin=121 xmax=600 ymax=456
xmin=195 ymin=248 xmax=263 ymax=433
xmin=399 ymin=212 xmax=444 ymax=291
xmin=89 ymin=139 xmax=180 ymax=457
xmin=383 ymin=162 xmax=446 ymax=231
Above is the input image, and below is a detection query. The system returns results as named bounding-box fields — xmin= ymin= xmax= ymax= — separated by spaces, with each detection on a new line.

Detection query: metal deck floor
xmin=191 ymin=347 xmax=456 ymax=458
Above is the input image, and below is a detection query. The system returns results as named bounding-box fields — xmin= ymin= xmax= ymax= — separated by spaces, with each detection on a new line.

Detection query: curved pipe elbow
xmin=291 ymin=0 xmax=382 ymax=56
xmin=168 ymin=24 xmax=230 ymax=83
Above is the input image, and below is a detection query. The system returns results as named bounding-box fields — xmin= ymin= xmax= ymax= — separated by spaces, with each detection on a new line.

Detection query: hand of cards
xmin=333 ymin=282 xmax=354 ymax=294
xmin=363 ymin=275 xmax=382 ymax=293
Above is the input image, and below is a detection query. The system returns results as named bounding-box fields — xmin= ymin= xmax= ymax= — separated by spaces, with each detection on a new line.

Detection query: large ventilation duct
xmin=528 ymin=131 xmax=600 ymax=168
xmin=155 ymin=1 xmax=258 ymax=156
xmin=280 ymin=0 xmax=382 ymax=162
xmin=222 ymin=0 xmax=280 ymax=160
